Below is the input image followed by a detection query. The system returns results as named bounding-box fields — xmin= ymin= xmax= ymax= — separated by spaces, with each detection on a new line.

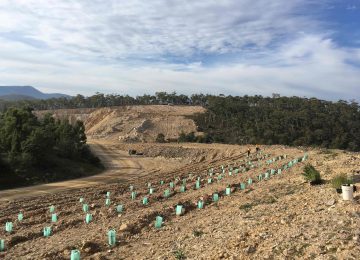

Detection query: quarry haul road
xmin=0 ymin=141 xmax=146 ymax=202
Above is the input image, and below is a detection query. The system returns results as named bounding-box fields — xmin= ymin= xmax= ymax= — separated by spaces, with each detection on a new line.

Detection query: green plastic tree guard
xmin=225 ymin=187 xmax=231 ymax=195
xmin=131 ymin=191 xmax=137 ymax=200
xmin=105 ymin=198 xmax=111 ymax=206
xmin=208 ymin=178 xmax=212 ymax=184
xmin=265 ymin=172 xmax=270 ymax=179
xmin=169 ymin=182 xmax=174 ymax=189
xmin=51 ymin=213 xmax=57 ymax=223
xmin=213 ymin=193 xmax=219 ymax=202
xmin=182 ymin=179 xmax=187 ymax=185
xmin=70 ymin=249 xmax=81 ymax=260
xmin=271 ymin=169 xmax=275 ymax=175
xmin=149 ymin=187 xmax=154 ymax=194
xmin=147 ymin=182 xmax=152 ymax=188
xmin=116 ymin=205 xmax=123 ymax=213
xmin=155 ymin=216 xmax=163 ymax=229
xmin=198 ymin=200 xmax=204 ymax=209
xmin=129 ymin=185 xmax=134 ymax=191
xmin=229 ymin=171 xmax=232 ymax=176
xmin=5 ymin=222 xmax=12 ymax=233
xmin=160 ymin=180 xmax=164 ymax=185
xmin=240 ymin=183 xmax=246 ymax=190
xmin=164 ymin=189 xmax=170 ymax=198
xmin=248 ymin=178 xmax=253 ymax=185
xmin=49 ymin=205 xmax=55 ymax=213
xmin=108 ymin=229 xmax=116 ymax=247
xmin=195 ymin=180 xmax=200 ymax=189
xmin=278 ymin=169 xmax=282 ymax=174
xmin=18 ymin=213 xmax=23 ymax=221
xmin=83 ymin=204 xmax=89 ymax=213
xmin=0 ymin=239 xmax=4 ymax=252
xmin=79 ymin=198 xmax=84 ymax=203
xmin=176 ymin=205 xmax=183 ymax=216
xmin=106 ymin=191 xmax=111 ymax=197
xmin=258 ymin=174 xmax=263 ymax=181
xmin=85 ymin=213 xmax=92 ymax=224
xmin=43 ymin=227 xmax=52 ymax=237
xmin=180 ymin=185 xmax=186 ymax=193
xmin=143 ymin=197 xmax=149 ymax=205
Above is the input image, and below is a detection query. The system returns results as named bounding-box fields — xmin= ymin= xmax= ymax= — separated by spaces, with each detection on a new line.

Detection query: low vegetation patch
xmin=302 ymin=164 xmax=322 ymax=185
xmin=331 ymin=174 xmax=353 ymax=189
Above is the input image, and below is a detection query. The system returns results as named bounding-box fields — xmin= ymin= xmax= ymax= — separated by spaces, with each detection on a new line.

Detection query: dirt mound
xmin=36 ymin=105 xmax=205 ymax=142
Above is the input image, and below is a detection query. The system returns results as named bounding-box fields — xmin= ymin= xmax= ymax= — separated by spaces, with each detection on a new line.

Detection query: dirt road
xmin=0 ymin=141 xmax=146 ymax=202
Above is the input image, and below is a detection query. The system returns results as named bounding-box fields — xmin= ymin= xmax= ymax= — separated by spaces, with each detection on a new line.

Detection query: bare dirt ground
xmin=1 ymin=106 xmax=359 ymax=259
xmin=0 ymin=142 xmax=359 ymax=260
xmin=35 ymin=105 xmax=206 ymax=142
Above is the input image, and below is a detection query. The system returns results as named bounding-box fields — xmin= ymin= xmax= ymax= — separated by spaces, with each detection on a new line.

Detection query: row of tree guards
xmin=1 ymin=152 xmax=308 ymax=259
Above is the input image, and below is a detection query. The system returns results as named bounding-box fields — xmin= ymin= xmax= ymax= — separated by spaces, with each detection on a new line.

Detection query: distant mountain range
xmin=0 ymin=86 xmax=71 ymax=101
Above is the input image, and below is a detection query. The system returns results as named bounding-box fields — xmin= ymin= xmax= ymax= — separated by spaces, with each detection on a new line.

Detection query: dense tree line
xmin=192 ymin=96 xmax=360 ymax=151
xmin=0 ymin=107 xmax=102 ymax=189
xmin=1 ymin=93 xmax=359 ymax=151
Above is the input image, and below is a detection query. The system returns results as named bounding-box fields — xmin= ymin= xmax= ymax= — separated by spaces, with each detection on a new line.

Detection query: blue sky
xmin=0 ymin=0 xmax=359 ymax=100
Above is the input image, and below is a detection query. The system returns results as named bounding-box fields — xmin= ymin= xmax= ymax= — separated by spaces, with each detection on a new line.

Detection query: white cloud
xmin=0 ymin=0 xmax=359 ymax=101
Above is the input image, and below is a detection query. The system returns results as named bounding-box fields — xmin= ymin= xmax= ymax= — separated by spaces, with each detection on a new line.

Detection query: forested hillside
xmin=192 ymin=96 xmax=360 ymax=151
xmin=1 ymin=92 xmax=359 ymax=151
xmin=0 ymin=107 xmax=103 ymax=189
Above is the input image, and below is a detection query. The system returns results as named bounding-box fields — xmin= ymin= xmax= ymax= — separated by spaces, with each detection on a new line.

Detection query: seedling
xmin=79 ymin=198 xmax=84 ymax=203
xmin=155 ymin=216 xmax=163 ymax=229
xmin=208 ymin=178 xmax=212 ymax=184
xmin=49 ymin=205 xmax=55 ymax=213
xmin=18 ymin=213 xmax=23 ymax=222
xmin=51 ymin=213 xmax=58 ymax=223
xmin=85 ymin=213 xmax=92 ymax=224
xmin=106 ymin=191 xmax=111 ymax=197
xmin=170 ymin=182 xmax=174 ymax=189
xmin=5 ymin=222 xmax=12 ymax=233
xmin=43 ymin=227 xmax=52 ymax=237
xmin=70 ymin=250 xmax=80 ymax=260
xmin=182 ymin=179 xmax=187 ymax=185
xmin=131 ymin=191 xmax=137 ymax=200
xmin=142 ymin=197 xmax=149 ymax=205
xmin=105 ymin=198 xmax=111 ymax=206
xmin=116 ymin=205 xmax=124 ymax=213
xmin=164 ymin=189 xmax=170 ymax=198
xmin=108 ymin=229 xmax=116 ymax=247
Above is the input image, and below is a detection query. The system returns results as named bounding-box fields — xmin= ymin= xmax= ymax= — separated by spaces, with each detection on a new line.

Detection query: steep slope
xmin=36 ymin=105 xmax=206 ymax=142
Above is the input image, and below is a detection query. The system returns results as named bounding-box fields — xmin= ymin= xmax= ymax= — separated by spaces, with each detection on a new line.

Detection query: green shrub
xmin=155 ymin=133 xmax=166 ymax=143
xmin=302 ymin=164 xmax=322 ymax=184
xmin=173 ymin=249 xmax=186 ymax=260
xmin=331 ymin=174 xmax=353 ymax=189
